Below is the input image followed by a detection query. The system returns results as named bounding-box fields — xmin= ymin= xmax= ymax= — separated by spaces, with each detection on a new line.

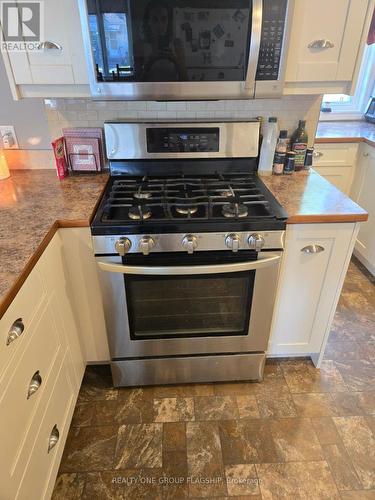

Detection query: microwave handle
xmin=97 ymin=253 xmax=281 ymax=276
xmin=245 ymin=0 xmax=263 ymax=89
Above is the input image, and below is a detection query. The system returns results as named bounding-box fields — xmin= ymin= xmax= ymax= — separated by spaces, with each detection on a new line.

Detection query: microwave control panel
xmin=256 ymin=0 xmax=288 ymax=81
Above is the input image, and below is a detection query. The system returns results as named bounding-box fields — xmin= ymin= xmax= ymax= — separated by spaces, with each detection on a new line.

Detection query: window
xmin=320 ymin=44 xmax=375 ymax=120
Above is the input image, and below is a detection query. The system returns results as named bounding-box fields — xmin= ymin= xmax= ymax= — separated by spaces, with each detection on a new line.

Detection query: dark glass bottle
xmin=291 ymin=120 xmax=308 ymax=171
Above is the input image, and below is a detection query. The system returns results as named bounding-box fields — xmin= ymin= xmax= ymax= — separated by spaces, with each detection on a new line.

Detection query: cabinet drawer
xmin=16 ymin=357 xmax=75 ymax=500
xmin=0 ymin=295 xmax=66 ymax=486
xmin=313 ymin=144 xmax=358 ymax=167
xmin=0 ymin=269 xmax=46 ymax=378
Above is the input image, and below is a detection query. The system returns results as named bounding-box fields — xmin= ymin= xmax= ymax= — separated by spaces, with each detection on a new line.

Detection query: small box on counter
xmin=51 ymin=137 xmax=68 ymax=180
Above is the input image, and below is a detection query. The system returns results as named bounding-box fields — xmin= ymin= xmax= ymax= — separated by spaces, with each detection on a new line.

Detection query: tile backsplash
xmin=45 ymin=95 xmax=322 ymax=145
xmin=16 ymin=95 xmax=322 ymax=170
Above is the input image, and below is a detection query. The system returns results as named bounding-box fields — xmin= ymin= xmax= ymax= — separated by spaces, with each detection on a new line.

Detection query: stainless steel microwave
xmin=78 ymin=0 xmax=292 ymax=100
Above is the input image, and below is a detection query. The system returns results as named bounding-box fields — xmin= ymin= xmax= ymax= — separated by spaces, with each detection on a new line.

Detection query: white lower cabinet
xmin=268 ymin=223 xmax=359 ymax=366
xmin=350 ymin=143 xmax=375 ymax=275
xmin=0 ymin=232 xmax=85 ymax=500
xmin=312 ymin=143 xmax=358 ymax=195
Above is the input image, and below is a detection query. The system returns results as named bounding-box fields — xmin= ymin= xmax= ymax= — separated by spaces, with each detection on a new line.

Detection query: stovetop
xmin=91 ymin=173 xmax=288 ymax=235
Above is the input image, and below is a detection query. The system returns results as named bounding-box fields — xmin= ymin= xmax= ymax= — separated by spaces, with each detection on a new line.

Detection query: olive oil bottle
xmin=291 ymin=120 xmax=308 ymax=171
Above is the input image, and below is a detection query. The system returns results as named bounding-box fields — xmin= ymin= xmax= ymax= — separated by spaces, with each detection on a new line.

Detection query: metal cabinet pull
xmin=363 ymin=152 xmax=369 ymax=157
xmin=6 ymin=318 xmax=25 ymax=346
xmin=308 ymin=39 xmax=335 ymax=49
xmin=48 ymin=425 xmax=60 ymax=453
xmin=38 ymin=41 xmax=62 ymax=51
xmin=27 ymin=371 xmax=42 ymax=399
xmin=313 ymin=151 xmax=324 ymax=158
xmin=301 ymin=245 xmax=325 ymax=254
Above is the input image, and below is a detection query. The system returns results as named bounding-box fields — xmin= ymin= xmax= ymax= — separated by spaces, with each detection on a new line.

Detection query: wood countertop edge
xmin=286 ymin=213 xmax=368 ymax=224
xmin=0 ymin=218 xmax=93 ymax=320
xmin=315 ymin=136 xmax=375 ymax=147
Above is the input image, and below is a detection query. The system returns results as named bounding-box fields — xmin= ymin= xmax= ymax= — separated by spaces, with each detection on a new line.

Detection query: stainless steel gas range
xmin=91 ymin=120 xmax=287 ymax=387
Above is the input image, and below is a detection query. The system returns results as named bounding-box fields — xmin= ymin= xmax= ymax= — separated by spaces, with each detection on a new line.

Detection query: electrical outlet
xmin=0 ymin=126 xmax=19 ymax=149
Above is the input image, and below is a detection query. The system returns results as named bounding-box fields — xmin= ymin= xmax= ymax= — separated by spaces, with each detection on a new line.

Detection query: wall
xmin=45 ymin=95 xmax=323 ymax=153
xmin=0 ymin=57 xmax=55 ymax=169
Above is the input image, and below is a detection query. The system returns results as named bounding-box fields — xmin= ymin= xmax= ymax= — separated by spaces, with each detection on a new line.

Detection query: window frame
xmin=320 ymin=44 xmax=375 ymax=121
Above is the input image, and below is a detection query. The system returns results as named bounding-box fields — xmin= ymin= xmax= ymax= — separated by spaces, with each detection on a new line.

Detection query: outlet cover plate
xmin=0 ymin=126 xmax=19 ymax=149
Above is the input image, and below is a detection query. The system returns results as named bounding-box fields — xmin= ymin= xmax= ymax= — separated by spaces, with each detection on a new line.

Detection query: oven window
xmin=125 ymin=271 xmax=254 ymax=339
xmin=86 ymin=0 xmax=252 ymax=83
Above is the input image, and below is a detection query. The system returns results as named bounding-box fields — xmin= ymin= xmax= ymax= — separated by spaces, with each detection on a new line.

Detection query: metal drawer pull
xmin=48 ymin=425 xmax=60 ymax=453
xmin=301 ymin=245 xmax=325 ymax=254
xmin=27 ymin=371 xmax=42 ymax=399
xmin=313 ymin=151 xmax=323 ymax=158
xmin=38 ymin=41 xmax=62 ymax=51
xmin=308 ymin=39 xmax=335 ymax=49
xmin=6 ymin=318 xmax=25 ymax=346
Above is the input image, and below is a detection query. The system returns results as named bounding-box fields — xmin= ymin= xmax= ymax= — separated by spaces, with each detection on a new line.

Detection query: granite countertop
xmin=262 ymin=169 xmax=368 ymax=224
xmin=0 ymin=169 xmax=108 ymax=318
xmin=316 ymin=120 xmax=375 ymax=147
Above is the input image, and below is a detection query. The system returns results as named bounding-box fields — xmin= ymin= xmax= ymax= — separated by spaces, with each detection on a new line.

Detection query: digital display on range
xmin=147 ymin=128 xmax=220 ymax=153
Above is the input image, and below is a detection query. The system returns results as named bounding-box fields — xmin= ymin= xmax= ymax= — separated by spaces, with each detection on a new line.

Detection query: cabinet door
xmin=268 ymin=223 xmax=357 ymax=360
xmin=314 ymin=166 xmax=353 ymax=194
xmin=286 ymin=0 xmax=370 ymax=82
xmin=351 ymin=144 xmax=375 ymax=273
xmin=6 ymin=0 xmax=87 ymax=85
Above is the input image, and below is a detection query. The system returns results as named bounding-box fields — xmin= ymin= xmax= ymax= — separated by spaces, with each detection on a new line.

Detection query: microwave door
xmin=80 ymin=0 xmax=262 ymax=99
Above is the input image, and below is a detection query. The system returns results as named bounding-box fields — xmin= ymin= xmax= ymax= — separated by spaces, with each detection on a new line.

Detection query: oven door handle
xmin=97 ymin=253 xmax=281 ymax=276
xmin=245 ymin=0 xmax=263 ymax=90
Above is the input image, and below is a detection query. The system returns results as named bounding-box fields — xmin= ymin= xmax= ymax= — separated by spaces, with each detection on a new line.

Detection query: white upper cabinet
xmin=1 ymin=0 xmax=89 ymax=98
xmin=284 ymin=0 xmax=373 ymax=93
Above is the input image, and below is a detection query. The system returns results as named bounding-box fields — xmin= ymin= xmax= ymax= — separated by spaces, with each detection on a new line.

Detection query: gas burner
xmin=134 ymin=191 xmax=152 ymax=200
xmin=176 ymin=206 xmax=198 ymax=216
xmin=218 ymin=189 xmax=234 ymax=198
xmin=129 ymin=205 xmax=152 ymax=220
xmin=222 ymin=203 xmax=249 ymax=219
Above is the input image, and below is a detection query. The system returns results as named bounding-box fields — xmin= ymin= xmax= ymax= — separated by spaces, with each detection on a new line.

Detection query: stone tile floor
xmin=52 ymin=258 xmax=375 ymax=499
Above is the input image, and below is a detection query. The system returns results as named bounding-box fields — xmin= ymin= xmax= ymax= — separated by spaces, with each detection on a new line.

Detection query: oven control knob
xmin=248 ymin=233 xmax=265 ymax=252
xmin=115 ymin=237 xmax=132 ymax=256
xmin=182 ymin=234 xmax=198 ymax=254
xmin=225 ymin=233 xmax=240 ymax=252
xmin=139 ymin=236 xmax=155 ymax=256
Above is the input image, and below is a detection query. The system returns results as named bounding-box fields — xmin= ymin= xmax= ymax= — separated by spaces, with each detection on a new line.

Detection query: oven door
xmin=79 ymin=0 xmax=262 ymax=99
xmin=96 ymin=250 xmax=282 ymax=358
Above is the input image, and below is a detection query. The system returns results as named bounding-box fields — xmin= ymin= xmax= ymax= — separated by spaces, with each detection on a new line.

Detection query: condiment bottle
xmin=304 ymin=147 xmax=314 ymax=170
xmin=291 ymin=120 xmax=308 ymax=171
xmin=275 ymin=130 xmax=288 ymax=153
xmin=273 ymin=152 xmax=286 ymax=175
xmin=259 ymin=117 xmax=279 ymax=174
xmin=284 ymin=151 xmax=296 ymax=175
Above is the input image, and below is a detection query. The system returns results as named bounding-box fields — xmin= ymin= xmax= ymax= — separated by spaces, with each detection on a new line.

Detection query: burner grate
xmin=102 ymin=174 xmax=275 ymax=223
